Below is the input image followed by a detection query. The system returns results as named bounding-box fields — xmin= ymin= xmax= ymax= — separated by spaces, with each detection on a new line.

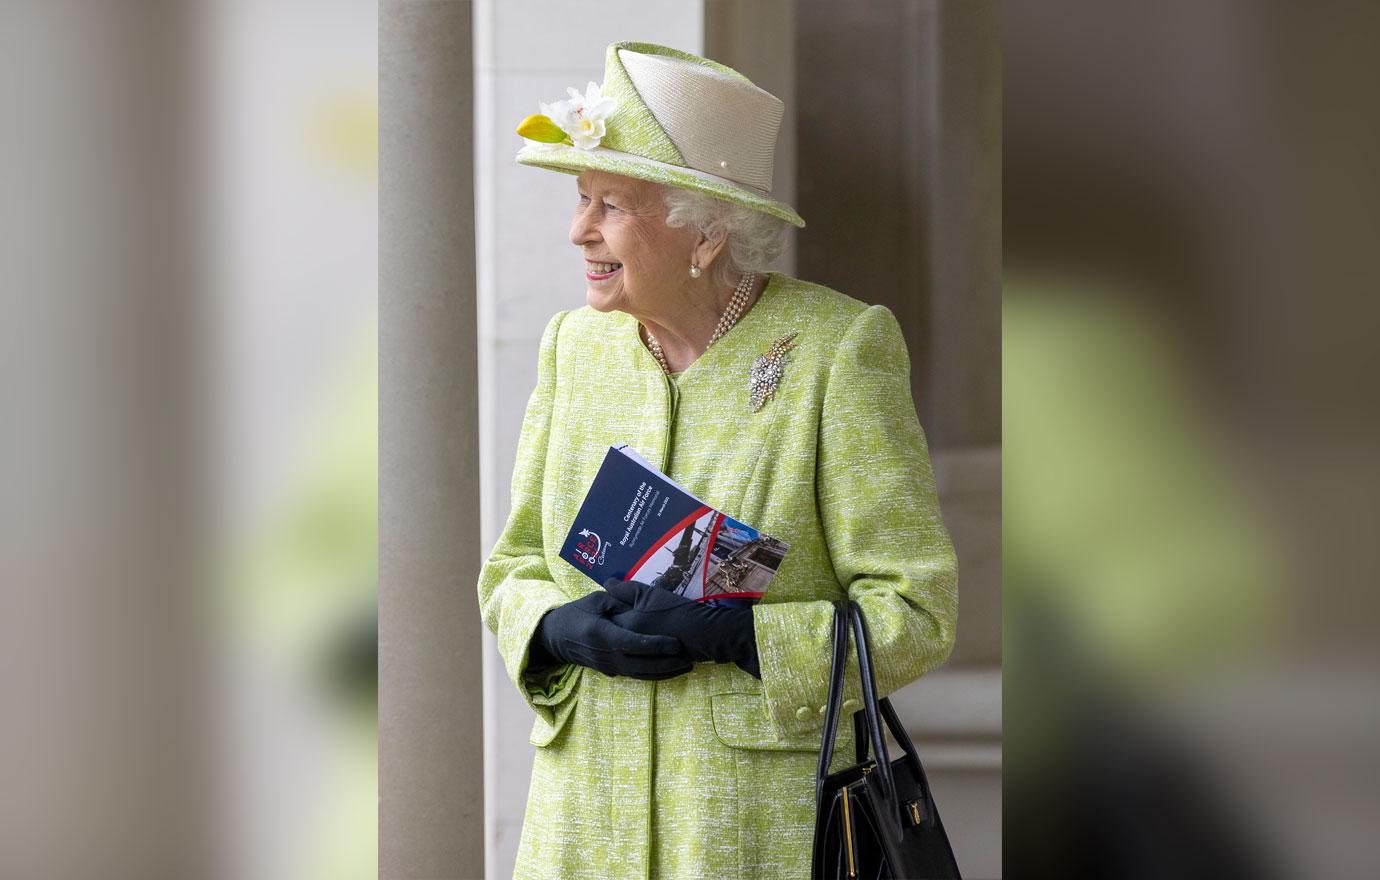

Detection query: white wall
xmin=472 ymin=5 xmax=704 ymax=877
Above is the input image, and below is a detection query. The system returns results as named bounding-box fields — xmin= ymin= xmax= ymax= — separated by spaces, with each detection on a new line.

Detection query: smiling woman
xmin=568 ymin=169 xmax=788 ymax=374
xmin=481 ymin=39 xmax=958 ymax=880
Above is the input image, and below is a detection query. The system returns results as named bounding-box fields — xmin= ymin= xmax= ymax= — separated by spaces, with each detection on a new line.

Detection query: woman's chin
xmin=584 ymin=285 xmax=622 ymax=312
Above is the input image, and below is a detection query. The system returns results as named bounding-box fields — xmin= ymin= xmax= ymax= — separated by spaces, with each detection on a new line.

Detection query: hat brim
xmin=516 ymin=143 xmax=806 ymax=229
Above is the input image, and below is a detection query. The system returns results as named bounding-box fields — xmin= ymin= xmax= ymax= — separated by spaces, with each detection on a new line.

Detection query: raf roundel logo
xmin=574 ymin=528 xmax=607 ymax=569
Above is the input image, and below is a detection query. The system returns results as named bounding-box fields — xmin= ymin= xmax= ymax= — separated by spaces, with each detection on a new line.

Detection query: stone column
xmin=379 ymin=2 xmax=484 ymax=877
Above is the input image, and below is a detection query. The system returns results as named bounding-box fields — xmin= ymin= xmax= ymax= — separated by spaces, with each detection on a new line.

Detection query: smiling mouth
xmin=586 ymin=261 xmax=623 ymax=280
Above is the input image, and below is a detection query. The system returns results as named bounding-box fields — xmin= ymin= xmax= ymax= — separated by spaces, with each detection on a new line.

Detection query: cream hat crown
xmin=515 ymin=41 xmax=805 ymax=228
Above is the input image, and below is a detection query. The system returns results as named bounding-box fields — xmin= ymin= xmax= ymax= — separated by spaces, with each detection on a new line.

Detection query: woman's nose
xmin=569 ymin=205 xmax=599 ymax=247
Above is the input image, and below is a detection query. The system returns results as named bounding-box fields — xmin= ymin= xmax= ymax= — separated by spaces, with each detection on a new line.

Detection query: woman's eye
xmin=603 ymin=200 xmax=620 ymax=211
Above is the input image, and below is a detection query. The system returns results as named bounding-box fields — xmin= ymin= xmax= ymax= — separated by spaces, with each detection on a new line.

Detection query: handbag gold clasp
xmin=841 ymin=790 xmax=857 ymax=877
xmin=907 ymin=799 xmax=923 ymax=825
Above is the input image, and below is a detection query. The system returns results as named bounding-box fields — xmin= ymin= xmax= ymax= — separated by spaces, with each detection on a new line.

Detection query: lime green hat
xmin=514 ymin=41 xmax=805 ymax=228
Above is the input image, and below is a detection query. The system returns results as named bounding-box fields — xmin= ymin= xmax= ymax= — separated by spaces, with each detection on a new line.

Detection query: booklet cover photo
xmin=559 ymin=444 xmax=788 ymax=608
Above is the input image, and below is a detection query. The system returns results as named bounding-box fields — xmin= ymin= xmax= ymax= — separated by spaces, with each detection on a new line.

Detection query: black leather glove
xmin=604 ymin=578 xmax=761 ymax=679
xmin=528 ymin=589 xmax=696 ymax=681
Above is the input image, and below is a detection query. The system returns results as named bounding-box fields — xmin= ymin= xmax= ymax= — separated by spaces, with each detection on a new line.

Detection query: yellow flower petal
xmin=516 ymin=114 xmax=571 ymax=144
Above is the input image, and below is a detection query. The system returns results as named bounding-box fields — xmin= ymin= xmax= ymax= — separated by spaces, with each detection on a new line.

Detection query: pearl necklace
xmin=644 ymin=272 xmax=757 ymax=375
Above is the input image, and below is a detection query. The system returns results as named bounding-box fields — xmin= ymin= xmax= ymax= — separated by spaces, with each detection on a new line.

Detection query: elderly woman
xmin=478 ymin=41 xmax=958 ymax=880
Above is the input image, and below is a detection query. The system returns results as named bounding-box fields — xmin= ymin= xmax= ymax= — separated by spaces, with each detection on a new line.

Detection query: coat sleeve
xmin=477 ymin=309 xmax=584 ymax=730
xmin=753 ymin=304 xmax=959 ymax=739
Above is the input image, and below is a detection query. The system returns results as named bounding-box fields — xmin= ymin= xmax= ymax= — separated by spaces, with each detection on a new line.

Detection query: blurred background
xmin=1003 ymin=1 xmax=1380 ymax=877
xmin=9 ymin=1 xmax=1380 ymax=879
xmin=6 ymin=1 xmax=377 ymax=878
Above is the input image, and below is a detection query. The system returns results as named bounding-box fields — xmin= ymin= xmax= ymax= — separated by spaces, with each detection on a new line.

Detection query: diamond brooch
xmin=749 ymin=331 xmax=800 ymax=412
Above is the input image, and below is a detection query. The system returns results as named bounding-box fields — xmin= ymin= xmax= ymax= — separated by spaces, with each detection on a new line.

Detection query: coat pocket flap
xmin=710 ymin=691 xmax=823 ymax=751
xmin=528 ymin=694 xmax=578 ymax=747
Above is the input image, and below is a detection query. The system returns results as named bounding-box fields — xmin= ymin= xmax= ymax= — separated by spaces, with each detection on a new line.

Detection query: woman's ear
xmin=691 ymin=228 xmax=729 ymax=274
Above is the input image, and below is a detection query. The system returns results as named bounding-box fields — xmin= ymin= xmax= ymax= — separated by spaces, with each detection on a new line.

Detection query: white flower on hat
xmin=551 ymin=81 xmax=617 ymax=150
xmin=517 ymin=82 xmax=618 ymax=151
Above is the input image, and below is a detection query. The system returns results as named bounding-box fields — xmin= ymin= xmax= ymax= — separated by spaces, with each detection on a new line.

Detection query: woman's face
xmin=569 ymin=170 xmax=697 ymax=315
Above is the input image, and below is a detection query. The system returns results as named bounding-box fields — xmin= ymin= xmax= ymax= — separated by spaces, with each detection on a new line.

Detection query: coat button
xmin=842 ymin=699 xmax=860 ymax=712
xmin=795 ymin=706 xmax=812 ymax=720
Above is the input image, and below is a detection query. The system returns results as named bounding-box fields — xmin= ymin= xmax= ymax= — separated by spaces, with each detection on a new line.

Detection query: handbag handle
xmin=850 ymin=609 xmax=928 ymax=789
xmin=848 ymin=602 xmax=900 ymax=808
xmin=815 ymin=601 xmax=851 ymax=805
xmin=857 ymin=697 xmax=927 ymax=786
xmin=844 ymin=620 xmax=921 ymax=777
xmin=815 ymin=600 xmax=900 ymax=817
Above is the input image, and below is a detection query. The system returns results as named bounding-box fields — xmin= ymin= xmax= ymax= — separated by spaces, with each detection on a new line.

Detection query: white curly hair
xmin=660 ymin=187 xmax=789 ymax=290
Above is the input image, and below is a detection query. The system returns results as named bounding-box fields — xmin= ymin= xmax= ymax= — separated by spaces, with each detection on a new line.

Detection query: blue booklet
xmin=559 ymin=443 xmax=788 ymax=608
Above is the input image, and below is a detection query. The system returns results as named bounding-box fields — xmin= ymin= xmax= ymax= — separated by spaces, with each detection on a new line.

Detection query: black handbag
xmin=812 ymin=600 xmax=962 ymax=879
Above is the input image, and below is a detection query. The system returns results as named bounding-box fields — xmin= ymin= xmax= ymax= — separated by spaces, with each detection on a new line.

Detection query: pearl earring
xmin=689 ymin=263 xmax=702 ymax=278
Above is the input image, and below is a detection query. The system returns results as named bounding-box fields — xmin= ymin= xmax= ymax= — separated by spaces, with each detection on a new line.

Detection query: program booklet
xmin=559 ymin=443 xmax=788 ymax=608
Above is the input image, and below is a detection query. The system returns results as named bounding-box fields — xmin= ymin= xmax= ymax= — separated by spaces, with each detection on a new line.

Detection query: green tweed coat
xmin=477 ymin=271 xmax=958 ymax=880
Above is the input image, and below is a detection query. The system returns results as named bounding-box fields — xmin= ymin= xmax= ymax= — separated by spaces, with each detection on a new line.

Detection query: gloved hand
xmin=604 ymin=578 xmax=761 ymax=679
xmin=527 ymin=589 xmax=696 ymax=681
